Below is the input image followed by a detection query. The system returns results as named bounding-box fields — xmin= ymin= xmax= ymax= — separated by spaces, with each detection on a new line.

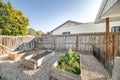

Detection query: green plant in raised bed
xmin=57 ymin=48 xmax=80 ymax=75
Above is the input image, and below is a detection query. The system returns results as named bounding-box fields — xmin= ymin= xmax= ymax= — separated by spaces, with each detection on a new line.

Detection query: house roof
xmin=50 ymin=20 xmax=83 ymax=33
xmin=95 ymin=0 xmax=120 ymax=23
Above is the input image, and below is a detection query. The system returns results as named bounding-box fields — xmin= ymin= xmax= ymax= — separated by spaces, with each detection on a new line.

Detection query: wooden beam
xmin=0 ymin=44 xmax=14 ymax=52
xmin=54 ymin=36 xmax=56 ymax=50
xmin=112 ymin=32 xmax=117 ymax=57
xmin=76 ymin=34 xmax=79 ymax=51
xmin=106 ymin=17 xmax=110 ymax=62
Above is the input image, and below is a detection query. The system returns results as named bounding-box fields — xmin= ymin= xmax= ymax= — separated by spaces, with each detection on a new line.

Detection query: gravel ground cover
xmin=81 ymin=54 xmax=111 ymax=80
xmin=0 ymin=53 xmax=111 ymax=80
xmin=0 ymin=52 xmax=61 ymax=80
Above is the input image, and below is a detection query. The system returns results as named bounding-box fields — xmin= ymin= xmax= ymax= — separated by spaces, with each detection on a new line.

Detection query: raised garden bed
xmin=8 ymin=49 xmax=43 ymax=60
xmin=8 ymin=51 xmax=24 ymax=60
xmin=22 ymin=50 xmax=55 ymax=69
xmin=51 ymin=49 xmax=81 ymax=80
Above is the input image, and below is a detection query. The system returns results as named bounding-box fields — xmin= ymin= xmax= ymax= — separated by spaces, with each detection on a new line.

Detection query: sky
xmin=3 ymin=0 xmax=102 ymax=33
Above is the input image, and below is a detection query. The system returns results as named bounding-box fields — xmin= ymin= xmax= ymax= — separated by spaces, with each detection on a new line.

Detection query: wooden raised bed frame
xmin=22 ymin=50 xmax=55 ymax=69
xmin=8 ymin=51 xmax=24 ymax=60
xmin=51 ymin=54 xmax=81 ymax=80
xmin=8 ymin=49 xmax=44 ymax=60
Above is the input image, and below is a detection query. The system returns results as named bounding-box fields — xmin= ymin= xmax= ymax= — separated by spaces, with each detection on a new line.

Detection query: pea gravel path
xmin=81 ymin=54 xmax=111 ymax=80
xmin=0 ymin=52 xmax=61 ymax=80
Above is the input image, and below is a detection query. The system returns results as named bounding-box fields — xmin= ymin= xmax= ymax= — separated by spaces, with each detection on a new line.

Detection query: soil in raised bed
xmin=30 ymin=50 xmax=53 ymax=61
xmin=21 ymin=49 xmax=43 ymax=59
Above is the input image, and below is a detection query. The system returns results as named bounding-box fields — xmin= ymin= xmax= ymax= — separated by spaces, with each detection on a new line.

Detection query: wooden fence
xmin=35 ymin=32 xmax=120 ymax=55
xmin=35 ymin=32 xmax=120 ymax=76
xmin=0 ymin=32 xmax=120 ymax=76
xmin=35 ymin=33 xmax=106 ymax=54
xmin=0 ymin=36 xmax=35 ymax=55
xmin=1 ymin=32 xmax=120 ymax=57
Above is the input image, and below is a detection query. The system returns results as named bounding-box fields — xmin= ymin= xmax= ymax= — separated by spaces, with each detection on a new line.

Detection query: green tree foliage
xmin=27 ymin=28 xmax=36 ymax=36
xmin=57 ymin=48 xmax=80 ymax=75
xmin=36 ymin=30 xmax=44 ymax=36
xmin=0 ymin=0 xmax=29 ymax=36
xmin=27 ymin=28 xmax=45 ymax=36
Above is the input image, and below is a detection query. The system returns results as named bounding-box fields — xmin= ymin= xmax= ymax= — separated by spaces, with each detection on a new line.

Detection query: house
xmin=95 ymin=0 xmax=120 ymax=79
xmin=95 ymin=0 xmax=120 ymax=61
xmin=95 ymin=0 xmax=120 ymax=32
xmin=50 ymin=20 xmax=82 ymax=35
xmin=95 ymin=0 xmax=120 ymax=23
xmin=50 ymin=20 xmax=120 ymax=35
xmin=51 ymin=0 xmax=120 ymax=35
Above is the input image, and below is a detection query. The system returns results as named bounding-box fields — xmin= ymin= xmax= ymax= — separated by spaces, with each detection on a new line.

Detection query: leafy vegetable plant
xmin=57 ymin=48 xmax=80 ymax=75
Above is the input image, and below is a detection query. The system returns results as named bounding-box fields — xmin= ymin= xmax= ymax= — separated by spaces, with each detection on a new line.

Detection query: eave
xmin=95 ymin=0 xmax=120 ymax=23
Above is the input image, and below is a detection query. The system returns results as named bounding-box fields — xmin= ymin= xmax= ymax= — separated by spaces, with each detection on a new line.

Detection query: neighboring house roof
xmin=95 ymin=0 xmax=120 ymax=23
xmin=51 ymin=20 xmax=83 ymax=33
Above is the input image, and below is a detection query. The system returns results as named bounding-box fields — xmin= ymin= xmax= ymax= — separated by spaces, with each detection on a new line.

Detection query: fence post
xmin=54 ymin=36 xmax=56 ymax=50
xmin=76 ymin=34 xmax=79 ymax=51
xmin=112 ymin=32 xmax=117 ymax=57
xmin=106 ymin=17 xmax=110 ymax=62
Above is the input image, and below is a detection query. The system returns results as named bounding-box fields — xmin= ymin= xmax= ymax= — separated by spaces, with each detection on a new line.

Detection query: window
xmin=62 ymin=32 xmax=70 ymax=35
xmin=111 ymin=26 xmax=120 ymax=32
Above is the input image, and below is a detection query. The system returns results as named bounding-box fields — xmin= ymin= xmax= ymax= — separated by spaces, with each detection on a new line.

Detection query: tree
xmin=27 ymin=28 xmax=36 ymax=36
xmin=27 ymin=28 xmax=45 ymax=36
xmin=0 ymin=0 xmax=29 ymax=36
xmin=36 ymin=30 xmax=45 ymax=36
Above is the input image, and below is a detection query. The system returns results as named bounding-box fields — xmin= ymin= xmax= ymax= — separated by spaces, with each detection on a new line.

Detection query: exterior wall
xmin=51 ymin=21 xmax=120 ymax=35
xmin=51 ymin=21 xmax=81 ymax=34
